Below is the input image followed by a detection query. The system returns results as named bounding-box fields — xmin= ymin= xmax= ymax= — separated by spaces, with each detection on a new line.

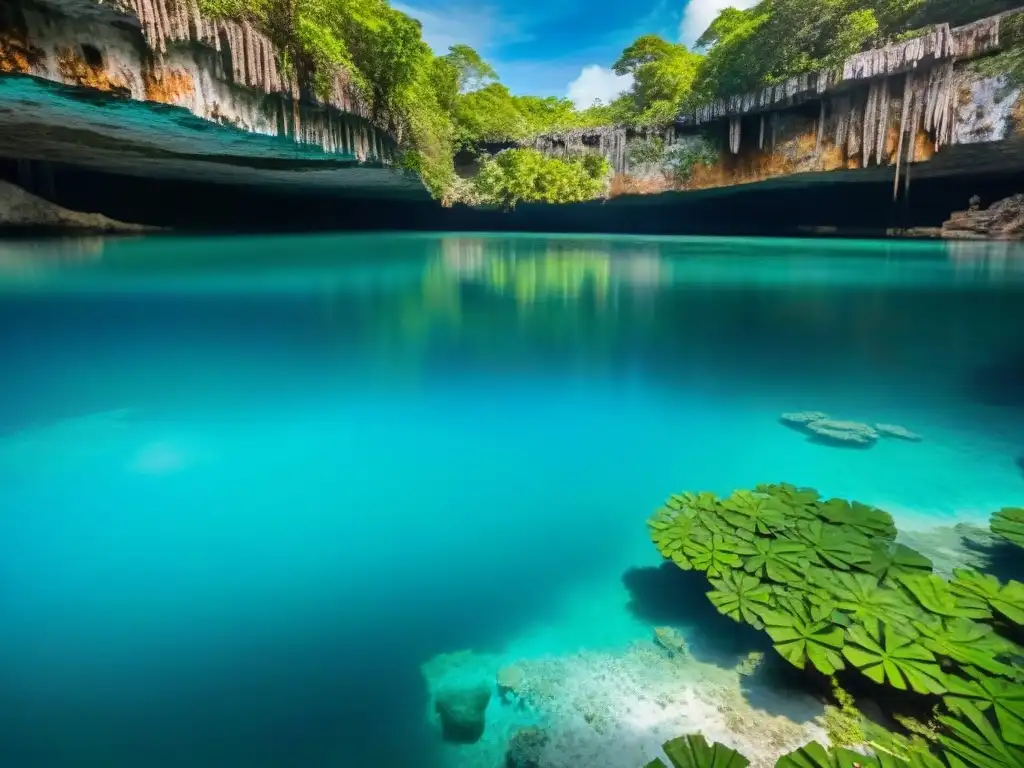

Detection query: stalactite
xmin=875 ymin=77 xmax=889 ymax=166
xmin=814 ymin=100 xmax=825 ymax=165
xmin=834 ymin=97 xmax=850 ymax=156
xmin=758 ymin=114 xmax=765 ymax=150
xmin=893 ymin=73 xmax=912 ymax=201
xmin=862 ymin=82 xmax=877 ymax=168
xmin=728 ymin=117 xmax=741 ymax=154
xmin=846 ymin=105 xmax=862 ymax=160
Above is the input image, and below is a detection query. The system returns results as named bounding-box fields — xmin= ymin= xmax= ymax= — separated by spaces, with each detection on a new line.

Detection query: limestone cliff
xmin=528 ymin=9 xmax=1024 ymax=200
xmin=0 ymin=0 xmax=394 ymax=162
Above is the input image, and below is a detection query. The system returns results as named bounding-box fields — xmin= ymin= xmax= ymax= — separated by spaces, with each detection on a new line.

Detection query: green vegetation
xmin=198 ymin=0 xmax=1020 ymax=202
xmin=469 ymin=149 xmax=610 ymax=209
xmin=645 ymin=483 xmax=1024 ymax=767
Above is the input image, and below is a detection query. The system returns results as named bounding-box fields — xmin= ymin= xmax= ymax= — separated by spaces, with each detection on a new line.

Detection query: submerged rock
xmin=805 ymin=419 xmax=878 ymax=446
xmin=653 ymin=626 xmax=689 ymax=658
xmin=780 ymin=411 xmax=830 ymax=425
xmin=734 ymin=651 xmax=765 ymax=677
xmin=497 ymin=664 xmax=526 ymax=701
xmin=506 ymin=726 xmax=549 ymax=768
xmin=875 ymin=423 xmax=922 ymax=442
xmin=434 ymin=684 xmax=492 ymax=743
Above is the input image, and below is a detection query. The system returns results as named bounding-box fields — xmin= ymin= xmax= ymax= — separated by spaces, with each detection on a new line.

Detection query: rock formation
xmin=434 ymin=684 xmax=492 ymax=743
xmin=781 ymin=411 xmax=923 ymax=448
xmin=940 ymin=194 xmax=1024 ymax=239
xmin=505 ymin=726 xmax=549 ymax=768
xmin=4 ymin=0 xmax=390 ymax=162
xmin=0 ymin=179 xmax=158 ymax=232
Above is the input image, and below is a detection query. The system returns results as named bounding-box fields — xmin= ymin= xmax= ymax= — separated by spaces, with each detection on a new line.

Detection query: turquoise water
xmin=1 ymin=233 xmax=1024 ymax=767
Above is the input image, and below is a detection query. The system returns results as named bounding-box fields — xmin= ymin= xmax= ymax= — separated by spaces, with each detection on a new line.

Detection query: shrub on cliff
xmin=471 ymin=149 xmax=610 ymax=209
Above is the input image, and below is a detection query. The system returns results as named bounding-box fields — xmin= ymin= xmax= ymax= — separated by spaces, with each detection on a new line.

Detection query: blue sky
xmin=393 ymin=0 xmax=755 ymax=106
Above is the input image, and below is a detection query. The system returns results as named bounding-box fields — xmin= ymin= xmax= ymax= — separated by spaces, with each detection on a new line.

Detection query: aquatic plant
xmin=643 ymin=734 xmax=749 ymax=768
xmin=645 ymin=482 xmax=1024 ymax=767
xmin=842 ymin=617 xmax=947 ymax=694
xmin=775 ymin=741 xmax=904 ymax=767
xmin=949 ymin=569 xmax=1024 ymax=625
xmin=822 ymin=678 xmax=864 ymax=747
xmin=990 ymin=507 xmax=1024 ymax=549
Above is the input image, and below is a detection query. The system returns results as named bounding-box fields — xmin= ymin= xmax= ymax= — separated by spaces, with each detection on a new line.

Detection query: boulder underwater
xmin=434 ymin=683 xmax=492 ymax=744
xmin=780 ymin=411 xmax=921 ymax=448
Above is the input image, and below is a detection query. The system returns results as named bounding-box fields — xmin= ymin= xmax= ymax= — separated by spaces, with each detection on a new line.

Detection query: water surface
xmin=1 ymin=233 xmax=1023 ymax=767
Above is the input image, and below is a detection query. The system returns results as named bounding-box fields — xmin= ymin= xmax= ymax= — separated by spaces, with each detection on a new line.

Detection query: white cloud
xmin=678 ymin=0 xmax=759 ymax=49
xmin=392 ymin=2 xmax=531 ymax=56
xmin=566 ymin=66 xmax=633 ymax=109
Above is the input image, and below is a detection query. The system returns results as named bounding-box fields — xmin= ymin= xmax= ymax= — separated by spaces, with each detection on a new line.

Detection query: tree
xmin=442 ymin=44 xmax=497 ymax=92
xmin=472 ymin=149 xmax=610 ymax=208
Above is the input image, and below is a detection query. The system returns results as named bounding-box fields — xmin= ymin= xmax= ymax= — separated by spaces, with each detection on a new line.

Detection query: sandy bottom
xmin=422 ymin=635 xmax=828 ymax=768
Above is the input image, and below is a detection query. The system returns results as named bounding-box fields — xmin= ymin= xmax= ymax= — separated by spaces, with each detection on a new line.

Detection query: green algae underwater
xmin=0 ymin=233 xmax=1023 ymax=767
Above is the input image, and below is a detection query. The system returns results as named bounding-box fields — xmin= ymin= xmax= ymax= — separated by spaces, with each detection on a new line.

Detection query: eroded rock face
xmin=434 ymin=684 xmax=491 ymax=744
xmin=0 ymin=180 xmax=157 ymax=232
xmin=941 ymin=194 xmax=1024 ymax=240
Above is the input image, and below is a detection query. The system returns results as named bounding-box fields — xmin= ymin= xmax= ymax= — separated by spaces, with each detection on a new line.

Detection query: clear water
xmin=1 ymin=233 xmax=1024 ymax=767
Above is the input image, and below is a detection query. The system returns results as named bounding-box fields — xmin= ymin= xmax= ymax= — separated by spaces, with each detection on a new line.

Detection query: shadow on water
xmin=621 ymin=563 xmax=768 ymax=667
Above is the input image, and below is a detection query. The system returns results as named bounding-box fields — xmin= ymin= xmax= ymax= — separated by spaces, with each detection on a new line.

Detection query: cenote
xmin=1 ymin=233 xmax=1024 ymax=768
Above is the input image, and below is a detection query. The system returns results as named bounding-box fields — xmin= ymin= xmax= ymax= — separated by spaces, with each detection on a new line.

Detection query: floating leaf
xmin=720 ymin=490 xmax=791 ymax=535
xmin=775 ymin=740 xmax=909 ymax=767
xmin=898 ymin=573 xmax=992 ymax=621
xmin=816 ymin=499 xmax=897 ymax=540
xmin=938 ymin=700 xmax=1024 ymax=768
xmin=991 ymin=507 xmax=1024 ymax=549
xmin=816 ymin=571 xmax=920 ymax=625
xmin=944 ymin=673 xmax=1024 ymax=746
xmin=758 ymin=605 xmax=846 ymax=675
xmin=913 ymin=617 xmax=1020 ymax=679
xmin=707 ymin=571 xmax=773 ymax=628
xmin=949 ymin=568 xmax=1024 ymax=625
xmin=649 ymin=508 xmax=699 ymax=569
xmin=743 ymin=537 xmax=811 ymax=584
xmin=684 ymin=533 xmax=749 ymax=577
xmin=843 ymin=617 xmax=946 ymax=694
xmin=864 ymin=543 xmax=934 ymax=583
xmin=646 ymin=734 xmax=750 ymax=768
xmin=755 ymin=483 xmax=822 ymax=520
xmin=794 ymin=520 xmax=873 ymax=571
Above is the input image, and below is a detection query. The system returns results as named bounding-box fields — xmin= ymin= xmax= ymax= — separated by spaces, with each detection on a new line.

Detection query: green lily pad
xmin=755 ymin=483 xmax=822 ymax=519
xmin=775 ymin=740 xmax=910 ymax=767
xmin=949 ymin=568 xmax=1024 ymax=625
xmin=706 ymin=571 xmax=773 ymax=628
xmin=991 ymin=507 xmax=1024 ymax=549
xmin=913 ymin=617 xmax=1020 ymax=679
xmin=816 ymin=499 xmax=897 ymax=540
xmin=647 ymin=734 xmax=750 ymax=768
xmin=944 ymin=673 xmax=1024 ymax=746
xmin=897 ymin=573 xmax=992 ymax=621
xmin=758 ymin=604 xmax=846 ymax=675
xmin=684 ymin=533 xmax=749 ymax=577
xmin=938 ymin=700 xmax=1024 ymax=768
xmin=794 ymin=520 xmax=873 ymax=571
xmin=864 ymin=543 xmax=934 ymax=583
xmin=743 ymin=536 xmax=812 ymax=584
xmin=720 ymin=489 xmax=792 ymax=535
xmin=843 ymin=617 xmax=946 ymax=694
xmin=816 ymin=570 xmax=920 ymax=625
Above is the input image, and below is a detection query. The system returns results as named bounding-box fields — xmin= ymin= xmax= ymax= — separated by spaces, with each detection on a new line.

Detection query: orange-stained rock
xmin=56 ymin=47 xmax=129 ymax=95
xmin=143 ymin=68 xmax=195 ymax=104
